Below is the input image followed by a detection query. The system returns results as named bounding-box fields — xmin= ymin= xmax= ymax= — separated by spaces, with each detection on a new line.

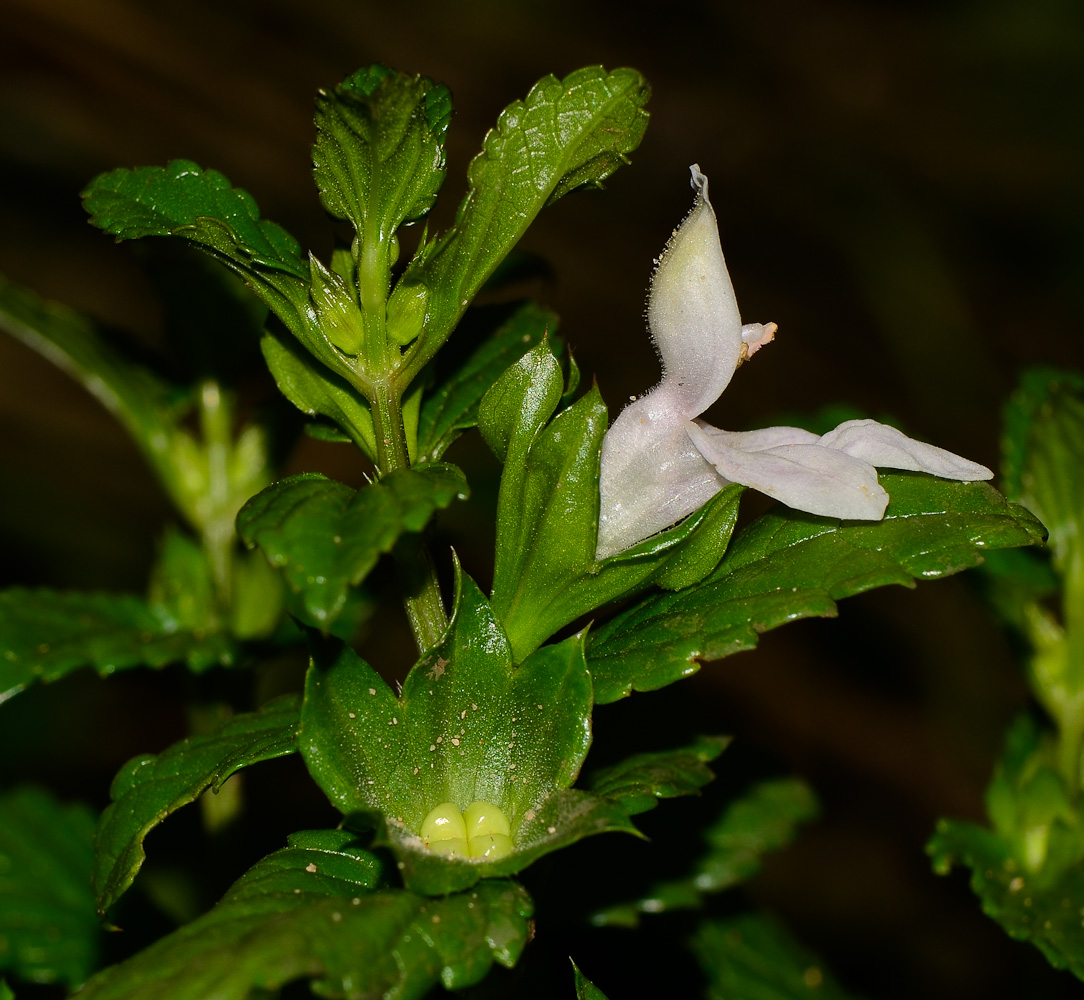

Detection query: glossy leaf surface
xmin=82 ymin=161 xmax=310 ymax=333
xmin=237 ymin=465 xmax=467 ymax=630
xmin=416 ymin=302 xmax=557 ymax=462
xmin=78 ymin=831 xmax=532 ymax=1000
xmin=587 ymin=475 xmax=1045 ymax=703
xmin=313 ymin=66 xmax=450 ymax=244
xmin=592 ymin=778 xmax=818 ymax=927
xmin=0 ymin=589 xmax=234 ymax=704
xmin=93 ymin=695 xmax=301 ymax=915
xmin=260 ymin=329 xmax=377 ymax=457
xmin=300 ymin=572 xmax=636 ymax=894
xmin=694 ymin=914 xmax=861 ymax=1000
xmin=401 ymin=66 xmax=649 ymax=370
xmin=481 ymin=339 xmax=745 ymax=662
xmin=0 ymin=787 xmax=100 ymax=987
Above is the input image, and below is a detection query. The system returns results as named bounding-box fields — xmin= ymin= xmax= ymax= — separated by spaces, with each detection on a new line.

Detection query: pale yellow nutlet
xmin=420 ymin=800 xmax=512 ymax=860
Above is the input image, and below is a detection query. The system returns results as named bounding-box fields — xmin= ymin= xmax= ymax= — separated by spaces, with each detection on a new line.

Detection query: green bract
xmin=299 ymin=569 xmax=638 ymax=894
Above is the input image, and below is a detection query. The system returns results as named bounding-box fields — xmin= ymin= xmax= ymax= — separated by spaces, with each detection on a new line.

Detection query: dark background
xmin=1 ymin=1 xmax=1082 ymax=997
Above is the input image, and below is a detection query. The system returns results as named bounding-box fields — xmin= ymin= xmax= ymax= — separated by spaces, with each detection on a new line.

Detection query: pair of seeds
xmin=420 ymin=800 xmax=512 ymax=860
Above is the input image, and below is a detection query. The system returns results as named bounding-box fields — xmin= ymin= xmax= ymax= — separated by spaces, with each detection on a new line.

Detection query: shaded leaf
xmin=0 ymin=589 xmax=235 ymax=705
xmin=693 ymin=914 xmax=862 ymax=1000
xmin=417 ymin=302 xmax=558 ymax=462
xmin=300 ymin=570 xmax=636 ymax=895
xmin=929 ymin=818 xmax=1084 ymax=982
xmin=0 ymin=275 xmax=180 ymax=497
xmin=592 ymin=778 xmax=818 ymax=927
xmin=93 ymin=695 xmax=301 ymax=916
xmin=585 ymin=736 xmax=730 ymax=817
xmin=260 ymin=329 xmax=377 ymax=458
xmin=0 ymin=787 xmax=100 ymax=987
xmin=401 ymin=66 xmax=650 ymax=374
xmin=1001 ymin=367 xmax=1084 ymax=565
xmin=237 ymin=464 xmax=467 ymax=630
xmin=587 ymin=475 xmax=1046 ymax=703
xmin=78 ymin=831 xmax=532 ymax=1000
xmin=572 ymin=960 xmax=611 ymax=1000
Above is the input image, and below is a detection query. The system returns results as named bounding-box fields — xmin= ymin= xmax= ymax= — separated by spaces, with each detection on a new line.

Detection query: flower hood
xmin=595 ymin=165 xmax=992 ymax=559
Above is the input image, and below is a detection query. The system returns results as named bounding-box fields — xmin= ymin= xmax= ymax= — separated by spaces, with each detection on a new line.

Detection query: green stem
xmin=198 ymin=379 xmax=235 ymax=608
xmin=366 ymin=344 xmax=448 ymax=651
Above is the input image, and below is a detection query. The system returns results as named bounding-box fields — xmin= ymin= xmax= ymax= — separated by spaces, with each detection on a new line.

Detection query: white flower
xmin=595 ymin=165 xmax=993 ymax=560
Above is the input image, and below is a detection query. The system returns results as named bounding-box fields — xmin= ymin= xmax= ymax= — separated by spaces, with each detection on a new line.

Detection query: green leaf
xmin=0 ymin=787 xmax=100 ymax=987
xmin=693 ymin=914 xmax=862 ymax=1000
xmin=313 ymin=66 xmax=450 ymax=243
xmin=572 ymin=960 xmax=611 ymax=1000
xmin=585 ymin=736 xmax=730 ymax=817
xmin=300 ymin=570 xmax=636 ymax=895
xmin=82 ymin=161 xmax=311 ymax=328
xmin=146 ymin=526 xmax=221 ymax=635
xmin=77 ymin=831 xmax=532 ymax=1000
xmin=0 ymin=274 xmax=195 ymax=512
xmin=416 ymin=302 xmax=558 ymax=462
xmin=93 ymin=695 xmax=301 ymax=916
xmin=0 ymin=588 xmax=235 ymax=704
xmin=260 ymin=329 xmax=377 ymax=458
xmin=983 ymin=714 xmax=1084 ymax=880
xmin=401 ymin=66 xmax=650 ymax=374
xmin=929 ymin=818 xmax=1084 ymax=982
xmin=237 ymin=464 xmax=467 ymax=631
xmin=0 ymin=978 xmax=12 ymax=1000
xmin=1001 ymin=367 xmax=1084 ymax=567
xmin=587 ymin=474 xmax=1046 ymax=703
xmin=592 ymin=778 xmax=818 ymax=927
xmin=481 ymin=339 xmax=745 ymax=662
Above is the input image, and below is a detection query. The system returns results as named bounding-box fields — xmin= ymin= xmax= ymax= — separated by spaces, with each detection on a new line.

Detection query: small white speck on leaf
xmin=305 ymin=863 xmax=318 ymax=873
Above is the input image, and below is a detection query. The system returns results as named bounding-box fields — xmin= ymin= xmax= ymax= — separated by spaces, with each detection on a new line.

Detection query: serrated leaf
xmin=592 ymin=778 xmax=818 ymax=927
xmin=237 ymin=464 xmax=467 ymax=631
xmin=300 ymin=570 xmax=636 ymax=895
xmin=929 ymin=818 xmax=1084 ymax=982
xmin=0 ymin=787 xmax=100 ymax=987
xmin=401 ymin=66 xmax=650 ymax=375
xmin=78 ymin=832 xmax=532 ymax=1000
xmin=93 ymin=695 xmax=301 ymax=916
xmin=481 ymin=339 xmax=746 ymax=661
xmin=0 ymin=589 xmax=235 ymax=704
xmin=313 ymin=65 xmax=450 ymax=241
xmin=82 ymin=161 xmax=310 ymax=328
xmin=585 ymin=736 xmax=730 ymax=817
xmin=586 ymin=475 xmax=1046 ymax=703
xmin=693 ymin=914 xmax=862 ymax=1000
xmin=416 ymin=302 xmax=558 ymax=462
xmin=572 ymin=961 xmax=611 ymax=1000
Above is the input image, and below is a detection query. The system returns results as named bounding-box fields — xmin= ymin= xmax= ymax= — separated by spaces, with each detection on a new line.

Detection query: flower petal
xmin=595 ymin=397 xmax=725 ymax=560
xmin=688 ymin=423 xmax=890 ymax=520
xmin=647 ymin=165 xmax=744 ymax=419
xmin=819 ymin=419 xmax=993 ymax=481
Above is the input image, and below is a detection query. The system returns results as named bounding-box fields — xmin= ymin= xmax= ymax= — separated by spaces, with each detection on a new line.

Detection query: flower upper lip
xmin=594 ymin=164 xmax=993 ymax=560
